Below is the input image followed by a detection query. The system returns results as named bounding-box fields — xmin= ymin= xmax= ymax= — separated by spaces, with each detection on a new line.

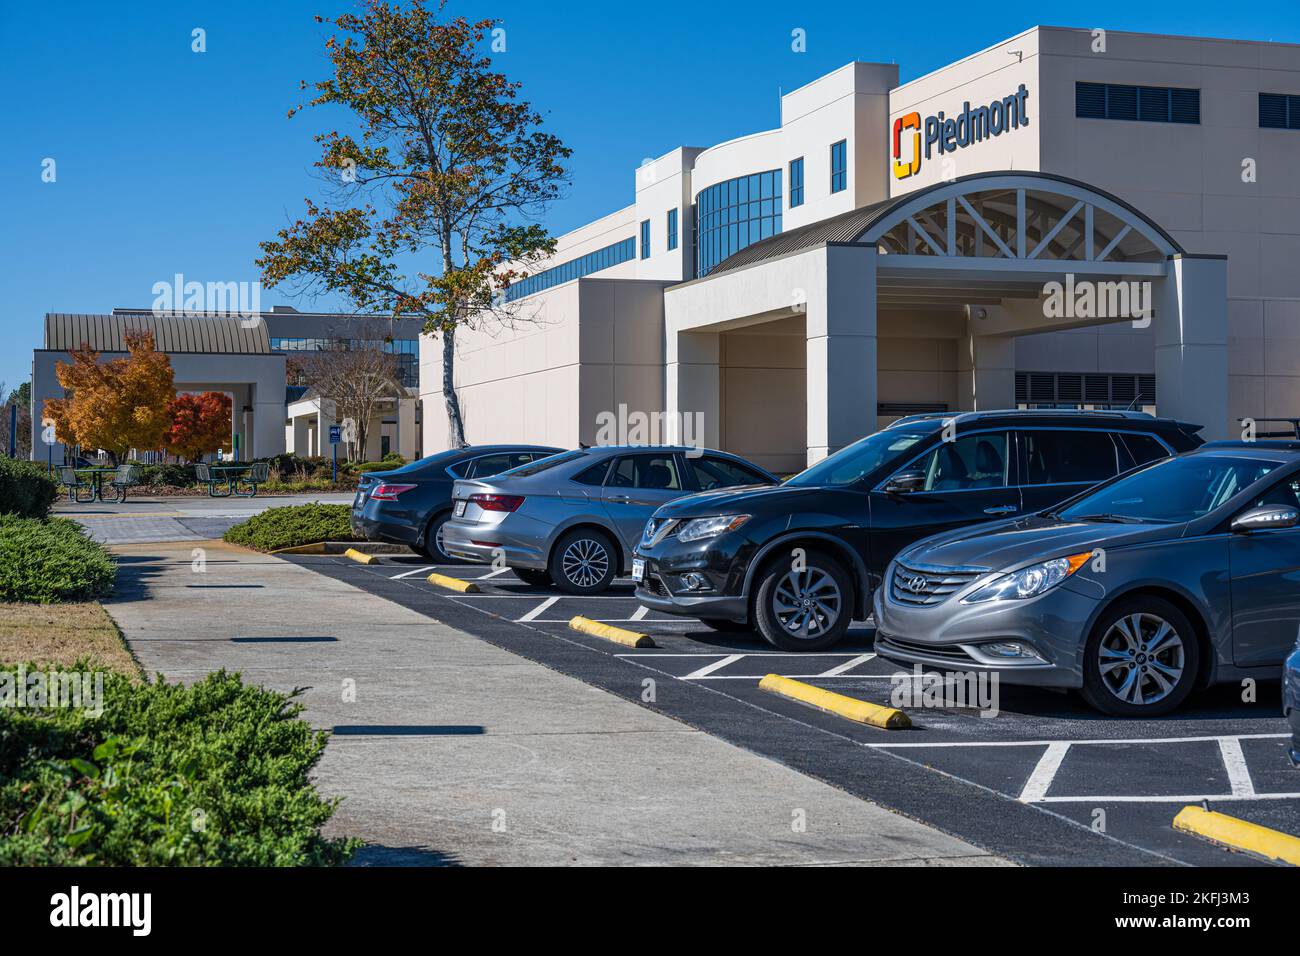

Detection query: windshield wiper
xmin=1069 ymin=513 xmax=1145 ymax=524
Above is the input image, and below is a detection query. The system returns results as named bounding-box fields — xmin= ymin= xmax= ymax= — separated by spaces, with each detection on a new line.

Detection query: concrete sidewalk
xmin=105 ymin=541 xmax=1006 ymax=866
xmin=59 ymin=493 xmax=355 ymax=545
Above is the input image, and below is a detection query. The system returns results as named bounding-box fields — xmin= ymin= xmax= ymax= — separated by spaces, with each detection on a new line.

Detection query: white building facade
xmin=421 ymin=26 xmax=1300 ymax=471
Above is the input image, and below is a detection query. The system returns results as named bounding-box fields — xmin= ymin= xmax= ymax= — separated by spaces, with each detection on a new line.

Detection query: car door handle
xmin=983 ymin=505 xmax=1017 ymax=516
xmin=607 ymin=495 xmax=632 ymax=503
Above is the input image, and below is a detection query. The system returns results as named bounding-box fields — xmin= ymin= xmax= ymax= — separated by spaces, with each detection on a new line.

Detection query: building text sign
xmin=893 ymin=84 xmax=1030 ymax=180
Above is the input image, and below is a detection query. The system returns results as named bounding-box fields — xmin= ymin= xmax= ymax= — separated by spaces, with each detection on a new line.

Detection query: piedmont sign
xmin=893 ymin=84 xmax=1031 ymax=179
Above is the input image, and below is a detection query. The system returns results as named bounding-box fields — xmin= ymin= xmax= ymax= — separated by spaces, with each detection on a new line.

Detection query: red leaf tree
xmin=165 ymin=391 xmax=232 ymax=462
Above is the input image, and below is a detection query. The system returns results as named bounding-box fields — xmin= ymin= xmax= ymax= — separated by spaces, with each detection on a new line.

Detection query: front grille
xmin=889 ymin=562 xmax=985 ymax=607
xmin=877 ymin=635 xmax=973 ymax=663
xmin=640 ymin=574 xmax=669 ymax=598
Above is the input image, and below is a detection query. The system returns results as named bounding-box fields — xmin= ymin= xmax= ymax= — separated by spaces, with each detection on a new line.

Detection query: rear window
xmin=1116 ymin=433 xmax=1171 ymax=470
xmin=496 ymin=449 xmax=582 ymax=478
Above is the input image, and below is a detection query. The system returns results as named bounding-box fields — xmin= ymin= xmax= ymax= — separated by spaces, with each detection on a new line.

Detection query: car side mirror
xmin=1231 ymin=504 xmax=1300 ymax=533
xmin=884 ymin=470 xmax=926 ymax=495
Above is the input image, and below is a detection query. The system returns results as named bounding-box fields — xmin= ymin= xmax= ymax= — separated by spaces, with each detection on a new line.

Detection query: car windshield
xmin=785 ymin=428 xmax=934 ymax=487
xmin=1057 ymin=454 xmax=1282 ymax=524
xmin=496 ymin=449 xmax=583 ymax=477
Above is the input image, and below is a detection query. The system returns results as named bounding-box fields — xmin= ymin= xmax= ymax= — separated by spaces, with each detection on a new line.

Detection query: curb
xmin=759 ymin=674 xmax=911 ymax=729
xmin=568 ymin=616 xmax=656 ymax=648
xmin=269 ymin=542 xmax=328 ymax=554
xmin=344 ymin=548 xmax=379 ymax=565
xmin=427 ymin=572 xmax=481 ymax=594
xmin=1172 ymin=805 xmax=1300 ymax=865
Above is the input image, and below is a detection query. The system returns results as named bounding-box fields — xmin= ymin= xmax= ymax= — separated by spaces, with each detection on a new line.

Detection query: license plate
xmin=454 ymin=499 xmax=466 ymax=517
xmin=631 ymin=558 xmax=645 ymax=582
xmin=353 ymin=491 xmax=365 ymax=507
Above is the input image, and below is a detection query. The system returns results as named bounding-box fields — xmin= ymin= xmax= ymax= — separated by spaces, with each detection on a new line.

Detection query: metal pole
xmin=332 ymin=442 xmax=338 ymax=484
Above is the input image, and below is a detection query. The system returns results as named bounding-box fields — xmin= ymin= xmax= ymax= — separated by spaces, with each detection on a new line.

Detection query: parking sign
xmin=329 ymin=425 xmax=342 ymax=445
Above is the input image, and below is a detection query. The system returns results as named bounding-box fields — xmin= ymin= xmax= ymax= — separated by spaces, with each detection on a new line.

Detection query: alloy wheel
xmin=1097 ymin=612 xmax=1185 ymax=706
xmin=772 ymin=567 xmax=843 ymax=639
xmin=561 ymin=537 xmax=609 ymax=589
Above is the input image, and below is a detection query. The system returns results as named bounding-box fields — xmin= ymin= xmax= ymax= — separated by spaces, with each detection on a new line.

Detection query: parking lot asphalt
xmin=284 ymin=550 xmax=1300 ymax=867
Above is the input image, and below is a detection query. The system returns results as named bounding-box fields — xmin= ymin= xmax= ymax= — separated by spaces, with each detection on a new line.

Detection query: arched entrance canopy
xmin=708 ymin=170 xmax=1184 ymax=277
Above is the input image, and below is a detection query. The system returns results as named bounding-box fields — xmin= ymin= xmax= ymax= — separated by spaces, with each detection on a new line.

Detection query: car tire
xmin=752 ymin=549 xmax=853 ymax=652
xmin=1079 ymin=596 xmax=1200 ymax=717
xmin=417 ymin=512 xmax=455 ymax=563
xmin=548 ymin=528 xmax=617 ymax=595
xmin=700 ymin=618 xmax=751 ymax=633
xmin=513 ymin=567 xmax=553 ymax=588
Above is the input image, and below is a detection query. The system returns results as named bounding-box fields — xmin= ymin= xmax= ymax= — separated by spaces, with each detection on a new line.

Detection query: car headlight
xmin=675 ymin=515 xmax=751 ymax=543
xmin=962 ymin=552 xmax=1093 ymax=604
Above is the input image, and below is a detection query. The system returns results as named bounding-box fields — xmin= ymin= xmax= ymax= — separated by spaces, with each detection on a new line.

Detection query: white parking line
xmin=1018 ymin=742 xmax=1070 ymax=803
xmin=477 ymin=566 xmax=512 ymax=580
xmin=866 ymin=732 xmax=1289 ymax=749
xmin=816 ymin=653 xmax=876 ymax=676
xmin=389 ymin=565 xmax=436 ymax=579
xmin=1038 ymin=791 xmax=1300 ymax=804
xmin=1218 ymin=737 xmax=1256 ymax=797
xmin=515 ymin=596 xmax=559 ymax=622
xmin=682 ymin=655 xmax=744 ymax=680
xmin=629 ymin=605 xmax=650 ymax=622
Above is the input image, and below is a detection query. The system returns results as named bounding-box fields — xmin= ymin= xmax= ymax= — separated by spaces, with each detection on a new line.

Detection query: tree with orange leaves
xmin=43 ymin=330 xmax=176 ymax=464
xmin=165 ymin=391 xmax=233 ymax=462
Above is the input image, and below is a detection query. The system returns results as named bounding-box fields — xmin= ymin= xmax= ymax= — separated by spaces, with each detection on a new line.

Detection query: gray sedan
xmin=874 ymin=442 xmax=1300 ymax=716
xmin=441 ymin=446 xmax=778 ymax=593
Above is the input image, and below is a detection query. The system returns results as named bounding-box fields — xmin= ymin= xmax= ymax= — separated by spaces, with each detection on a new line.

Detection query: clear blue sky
xmin=2 ymin=0 xmax=1297 ymax=392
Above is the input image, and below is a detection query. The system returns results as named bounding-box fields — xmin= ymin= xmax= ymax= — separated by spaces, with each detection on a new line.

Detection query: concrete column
xmin=665 ymin=330 xmax=721 ymax=450
xmin=291 ymin=414 xmax=310 ymax=456
xmin=1155 ymin=255 xmax=1229 ymax=440
xmin=396 ymin=396 xmax=417 ymax=459
xmin=958 ymin=321 xmax=1017 ymax=412
xmin=806 ymin=244 xmax=877 ymax=465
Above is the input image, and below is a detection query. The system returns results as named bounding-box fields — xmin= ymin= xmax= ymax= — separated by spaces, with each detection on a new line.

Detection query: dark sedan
xmin=350 ymin=445 xmax=563 ymax=561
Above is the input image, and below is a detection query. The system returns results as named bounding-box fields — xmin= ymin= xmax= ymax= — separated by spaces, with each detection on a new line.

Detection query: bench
xmin=194 ymin=462 xmax=231 ymax=498
xmin=59 ymin=466 xmax=95 ymax=503
xmin=233 ymin=461 xmax=270 ymax=498
xmin=106 ymin=464 xmax=140 ymax=503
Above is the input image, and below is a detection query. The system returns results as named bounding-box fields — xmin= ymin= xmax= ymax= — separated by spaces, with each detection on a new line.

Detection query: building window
xmin=829 ymin=140 xmax=847 ymax=193
xmin=692 ymin=169 xmax=783 ymax=278
xmin=1260 ymin=92 xmax=1300 ymax=129
xmin=789 ymin=157 xmax=804 ymax=207
xmin=504 ymin=237 xmax=636 ymax=302
xmin=639 ymin=219 xmax=651 ymax=259
xmin=1075 ymin=82 xmax=1200 ymax=124
xmin=667 ymin=208 xmax=678 ymax=250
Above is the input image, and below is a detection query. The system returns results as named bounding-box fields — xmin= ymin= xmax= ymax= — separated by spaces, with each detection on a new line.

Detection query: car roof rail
xmin=1239 ymin=417 xmax=1300 ymax=439
xmin=1199 ymin=439 xmax=1300 ymax=451
xmin=886 ymin=408 xmax=1159 ymax=429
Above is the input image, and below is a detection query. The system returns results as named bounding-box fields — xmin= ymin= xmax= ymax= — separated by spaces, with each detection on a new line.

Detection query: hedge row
xmin=0 ymin=668 xmax=358 ymax=866
xmin=222 ymin=503 xmax=358 ymax=552
xmin=0 ymin=516 xmax=116 ymax=603
xmin=0 ymin=458 xmax=60 ymax=519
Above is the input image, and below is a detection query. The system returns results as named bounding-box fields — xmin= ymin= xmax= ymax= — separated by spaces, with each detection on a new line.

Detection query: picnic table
xmin=76 ymin=467 xmax=119 ymax=502
xmin=196 ymin=461 xmax=269 ymax=497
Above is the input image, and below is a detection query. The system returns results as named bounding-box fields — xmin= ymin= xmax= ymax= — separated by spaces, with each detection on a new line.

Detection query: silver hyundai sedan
xmin=874 ymin=442 xmax=1300 ymax=716
xmin=441 ymin=446 xmax=778 ymax=594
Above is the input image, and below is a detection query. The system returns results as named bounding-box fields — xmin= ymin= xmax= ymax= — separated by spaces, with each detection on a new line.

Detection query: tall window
xmin=640 ymin=219 xmax=650 ymax=259
xmin=829 ymin=140 xmax=846 ymax=193
xmin=788 ymin=157 xmax=804 ymax=207
xmin=667 ymin=208 xmax=678 ymax=250
xmin=692 ymin=169 xmax=783 ymax=277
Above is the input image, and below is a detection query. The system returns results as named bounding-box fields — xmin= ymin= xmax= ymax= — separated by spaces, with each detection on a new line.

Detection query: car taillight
xmin=469 ymin=493 xmax=525 ymax=512
xmin=370 ymin=483 xmax=417 ymax=501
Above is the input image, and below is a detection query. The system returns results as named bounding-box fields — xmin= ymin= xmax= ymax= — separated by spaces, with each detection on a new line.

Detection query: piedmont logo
xmin=893 ymin=84 xmax=1031 ymax=179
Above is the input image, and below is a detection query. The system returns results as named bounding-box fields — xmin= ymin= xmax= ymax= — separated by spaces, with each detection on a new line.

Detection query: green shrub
xmin=0 ymin=458 xmax=60 ymax=519
xmin=222 ymin=503 xmax=357 ymax=551
xmin=0 ymin=516 xmax=116 ymax=603
xmin=353 ymin=460 xmax=401 ymax=473
xmin=134 ymin=463 xmax=196 ymax=488
xmin=0 ymin=668 xmax=359 ymax=866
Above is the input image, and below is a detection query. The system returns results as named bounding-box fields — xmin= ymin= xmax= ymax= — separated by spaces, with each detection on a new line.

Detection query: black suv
xmin=632 ymin=410 xmax=1204 ymax=650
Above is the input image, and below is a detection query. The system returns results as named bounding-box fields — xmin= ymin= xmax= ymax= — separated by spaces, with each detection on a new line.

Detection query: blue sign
xmin=329 ymin=425 xmax=342 ymax=445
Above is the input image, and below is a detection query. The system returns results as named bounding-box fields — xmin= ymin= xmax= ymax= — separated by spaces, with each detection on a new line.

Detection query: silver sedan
xmin=441 ymin=445 xmax=777 ymax=594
